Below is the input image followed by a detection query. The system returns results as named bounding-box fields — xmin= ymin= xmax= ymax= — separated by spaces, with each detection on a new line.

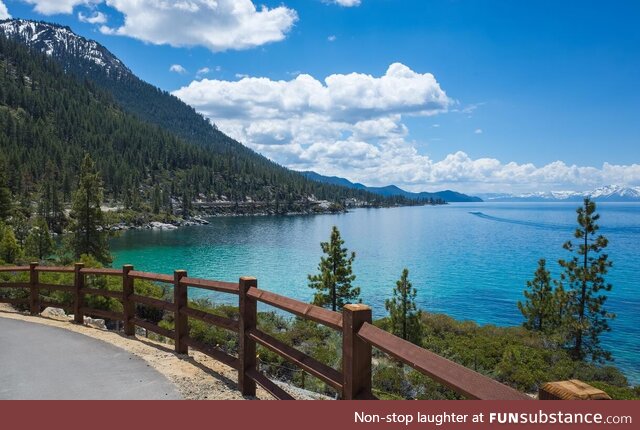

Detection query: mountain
xmin=0 ymin=19 xmax=130 ymax=78
xmin=478 ymin=185 xmax=640 ymax=202
xmin=0 ymin=19 xmax=418 ymax=216
xmin=300 ymin=171 xmax=483 ymax=203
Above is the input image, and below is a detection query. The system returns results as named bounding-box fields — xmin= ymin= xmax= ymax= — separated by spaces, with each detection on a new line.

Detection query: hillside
xmin=301 ymin=171 xmax=482 ymax=203
xmin=0 ymin=21 xmax=421 ymax=222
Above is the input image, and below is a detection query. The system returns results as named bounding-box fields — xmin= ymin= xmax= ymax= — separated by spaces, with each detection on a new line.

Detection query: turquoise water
xmin=110 ymin=203 xmax=640 ymax=383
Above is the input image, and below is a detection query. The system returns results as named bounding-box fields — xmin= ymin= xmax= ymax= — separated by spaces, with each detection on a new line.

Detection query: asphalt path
xmin=0 ymin=317 xmax=181 ymax=400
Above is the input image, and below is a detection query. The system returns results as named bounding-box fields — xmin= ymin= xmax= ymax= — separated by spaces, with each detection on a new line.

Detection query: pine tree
xmin=0 ymin=225 xmax=22 ymax=264
xmin=308 ymin=226 xmax=360 ymax=311
xmin=25 ymin=217 xmax=54 ymax=261
xmin=67 ymin=154 xmax=112 ymax=265
xmin=518 ymin=259 xmax=556 ymax=333
xmin=558 ymin=198 xmax=614 ymax=362
xmin=0 ymin=157 xmax=12 ymax=222
xmin=385 ymin=268 xmax=422 ymax=345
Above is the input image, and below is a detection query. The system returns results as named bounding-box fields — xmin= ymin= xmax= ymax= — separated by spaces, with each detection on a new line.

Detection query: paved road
xmin=0 ymin=318 xmax=182 ymax=400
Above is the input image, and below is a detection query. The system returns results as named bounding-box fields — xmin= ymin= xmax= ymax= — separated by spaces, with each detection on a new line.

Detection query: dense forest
xmin=0 ymin=27 xmax=428 ymax=229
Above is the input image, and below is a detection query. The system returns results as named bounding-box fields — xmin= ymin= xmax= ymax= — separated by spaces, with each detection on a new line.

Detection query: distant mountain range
xmin=300 ymin=172 xmax=483 ymax=203
xmin=478 ymin=185 xmax=640 ymax=202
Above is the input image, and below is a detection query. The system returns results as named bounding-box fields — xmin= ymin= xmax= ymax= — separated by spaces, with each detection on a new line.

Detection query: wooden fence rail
xmin=0 ymin=263 xmax=535 ymax=401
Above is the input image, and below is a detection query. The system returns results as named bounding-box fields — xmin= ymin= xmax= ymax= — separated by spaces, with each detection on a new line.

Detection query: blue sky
xmin=1 ymin=0 xmax=639 ymax=193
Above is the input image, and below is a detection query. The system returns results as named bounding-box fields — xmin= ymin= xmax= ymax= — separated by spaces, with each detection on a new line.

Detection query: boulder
xmin=41 ymin=307 xmax=70 ymax=321
xmin=83 ymin=316 xmax=107 ymax=330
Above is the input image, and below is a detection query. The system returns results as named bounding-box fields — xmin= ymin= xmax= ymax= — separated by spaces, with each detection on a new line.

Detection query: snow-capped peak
xmin=0 ymin=18 xmax=130 ymax=78
xmin=480 ymin=185 xmax=640 ymax=202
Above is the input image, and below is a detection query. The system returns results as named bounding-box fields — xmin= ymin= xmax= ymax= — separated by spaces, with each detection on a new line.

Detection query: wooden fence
xmin=0 ymin=263 xmax=531 ymax=401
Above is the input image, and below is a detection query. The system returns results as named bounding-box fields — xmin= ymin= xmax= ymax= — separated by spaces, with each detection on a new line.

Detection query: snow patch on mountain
xmin=0 ymin=19 xmax=130 ymax=78
xmin=480 ymin=185 xmax=640 ymax=202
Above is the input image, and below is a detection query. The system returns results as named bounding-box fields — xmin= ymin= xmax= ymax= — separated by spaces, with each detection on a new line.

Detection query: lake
xmin=110 ymin=202 xmax=640 ymax=383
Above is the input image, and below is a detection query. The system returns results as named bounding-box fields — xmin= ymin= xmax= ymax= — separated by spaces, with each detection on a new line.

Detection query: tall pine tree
xmin=67 ymin=154 xmax=111 ymax=265
xmin=559 ymin=198 xmax=614 ymax=362
xmin=385 ymin=268 xmax=422 ymax=345
xmin=518 ymin=259 xmax=557 ymax=333
xmin=0 ymin=157 xmax=12 ymax=222
xmin=308 ymin=226 xmax=360 ymax=311
xmin=25 ymin=217 xmax=54 ymax=261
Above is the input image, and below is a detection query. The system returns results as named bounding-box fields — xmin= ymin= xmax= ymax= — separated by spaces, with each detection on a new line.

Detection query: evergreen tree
xmin=0 ymin=225 xmax=22 ymax=264
xmin=152 ymin=184 xmax=162 ymax=215
xmin=0 ymin=157 xmax=12 ymax=222
xmin=558 ymin=198 xmax=614 ymax=362
xmin=25 ymin=217 xmax=54 ymax=260
xmin=308 ymin=226 xmax=360 ymax=311
xmin=518 ymin=259 xmax=557 ymax=333
xmin=385 ymin=268 xmax=422 ymax=345
xmin=67 ymin=154 xmax=111 ymax=265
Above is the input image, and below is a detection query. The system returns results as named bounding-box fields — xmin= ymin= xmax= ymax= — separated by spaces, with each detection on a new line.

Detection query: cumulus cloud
xmin=169 ymin=64 xmax=188 ymax=74
xmin=100 ymin=0 xmax=297 ymax=52
xmin=474 ymin=129 xmax=483 ymax=134
xmin=326 ymin=0 xmax=362 ymax=7
xmin=78 ymin=11 xmax=107 ymax=24
xmin=328 ymin=35 xmax=337 ymax=42
xmin=0 ymin=1 xmax=10 ymax=19
xmin=21 ymin=0 xmax=98 ymax=15
xmin=173 ymin=63 xmax=640 ymax=193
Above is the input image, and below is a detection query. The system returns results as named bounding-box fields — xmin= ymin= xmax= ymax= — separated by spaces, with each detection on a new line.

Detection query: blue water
xmin=110 ymin=203 xmax=640 ymax=383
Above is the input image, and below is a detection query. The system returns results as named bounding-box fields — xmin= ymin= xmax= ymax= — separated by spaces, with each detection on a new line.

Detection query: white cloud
xmin=78 ymin=11 xmax=107 ymax=24
xmin=100 ymin=0 xmax=297 ymax=52
xmin=173 ymin=63 xmax=640 ymax=193
xmin=474 ymin=128 xmax=483 ymax=134
xmin=169 ymin=64 xmax=187 ymax=74
xmin=196 ymin=67 xmax=211 ymax=77
xmin=328 ymin=35 xmax=337 ymax=42
xmin=21 ymin=0 xmax=98 ymax=15
xmin=0 ymin=1 xmax=10 ymax=19
xmin=326 ymin=0 xmax=362 ymax=7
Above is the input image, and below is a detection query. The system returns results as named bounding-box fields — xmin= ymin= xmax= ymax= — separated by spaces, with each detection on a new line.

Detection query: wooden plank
xmin=180 ymin=277 xmax=239 ymax=295
xmin=357 ymin=322 xmax=531 ymax=400
xmin=131 ymin=317 xmax=174 ymax=338
xmin=80 ymin=289 xmax=123 ymax=300
xmin=0 ymin=283 xmax=30 ymax=289
xmin=123 ymin=265 xmax=135 ymax=336
xmin=37 ymin=284 xmax=74 ymax=292
xmin=81 ymin=307 xmax=123 ymax=321
xmin=129 ymin=271 xmax=174 ymax=283
xmin=239 ymin=277 xmax=258 ymax=396
xmin=248 ymin=328 xmax=343 ymax=391
xmin=174 ymin=270 xmax=189 ymax=354
xmin=0 ymin=266 xmax=29 ymax=273
xmin=182 ymin=337 xmax=239 ymax=370
xmin=74 ymin=263 xmax=84 ymax=325
xmin=247 ymin=287 xmax=343 ymax=331
xmin=35 ymin=266 xmax=75 ymax=273
xmin=80 ymin=268 xmax=123 ymax=277
xmin=182 ymin=307 xmax=239 ymax=332
xmin=130 ymin=294 xmax=175 ymax=311
xmin=343 ymin=304 xmax=373 ymax=400
xmin=30 ymin=263 xmax=39 ymax=315
xmin=246 ymin=368 xmax=295 ymax=400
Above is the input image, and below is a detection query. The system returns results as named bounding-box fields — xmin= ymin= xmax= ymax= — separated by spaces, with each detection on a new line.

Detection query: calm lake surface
xmin=111 ymin=202 xmax=640 ymax=383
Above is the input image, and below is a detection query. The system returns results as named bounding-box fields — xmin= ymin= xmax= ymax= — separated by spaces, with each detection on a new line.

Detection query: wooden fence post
xmin=74 ymin=263 xmax=85 ymax=324
xmin=29 ymin=262 xmax=39 ymax=315
xmin=238 ymin=277 xmax=257 ymax=396
xmin=123 ymin=265 xmax=135 ymax=336
xmin=174 ymin=270 xmax=188 ymax=354
xmin=342 ymin=304 xmax=373 ymax=400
